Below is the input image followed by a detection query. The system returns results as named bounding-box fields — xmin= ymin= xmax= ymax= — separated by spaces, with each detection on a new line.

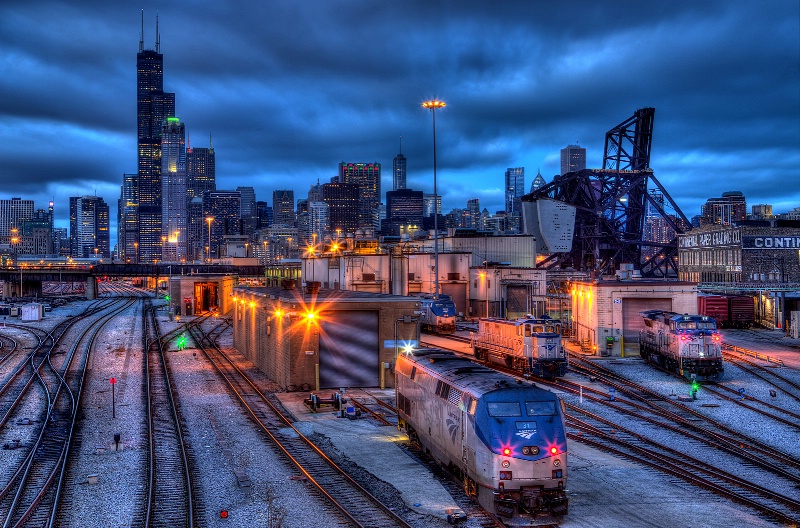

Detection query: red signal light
xmin=220 ymin=510 xmax=229 ymax=519
xmin=550 ymin=447 xmax=558 ymax=455
xmin=502 ymin=447 xmax=511 ymax=456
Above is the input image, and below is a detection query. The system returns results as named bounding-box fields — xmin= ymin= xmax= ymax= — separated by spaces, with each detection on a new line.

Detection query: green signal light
xmin=176 ymin=333 xmax=187 ymax=350
xmin=164 ymin=295 xmax=170 ymax=301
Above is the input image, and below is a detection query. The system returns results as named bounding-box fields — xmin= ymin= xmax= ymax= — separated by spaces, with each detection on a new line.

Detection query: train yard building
xmin=570 ymin=278 xmax=698 ymax=357
xmin=232 ymin=283 xmax=419 ymax=391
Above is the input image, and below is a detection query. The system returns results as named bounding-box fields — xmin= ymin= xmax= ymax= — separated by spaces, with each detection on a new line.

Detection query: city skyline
xmin=1 ymin=1 xmax=798 ymax=240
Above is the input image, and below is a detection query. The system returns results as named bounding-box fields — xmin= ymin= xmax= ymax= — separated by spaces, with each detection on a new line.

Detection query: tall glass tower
xmin=137 ymin=14 xmax=175 ymax=263
xmin=161 ymin=117 xmax=186 ymax=262
xmin=504 ymin=167 xmax=524 ymax=214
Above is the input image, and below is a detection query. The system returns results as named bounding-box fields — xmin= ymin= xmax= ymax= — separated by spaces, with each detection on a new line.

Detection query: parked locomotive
xmin=639 ymin=310 xmax=724 ymax=381
xmin=419 ymin=294 xmax=457 ymax=335
xmin=396 ymin=348 xmax=568 ymax=522
xmin=471 ymin=316 xmax=568 ymax=378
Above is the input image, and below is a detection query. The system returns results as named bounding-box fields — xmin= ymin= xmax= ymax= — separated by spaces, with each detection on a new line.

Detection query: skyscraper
xmin=339 ymin=162 xmax=381 ymax=229
xmin=393 ymin=139 xmax=407 ymax=191
xmin=560 ymin=144 xmax=586 ymax=175
xmin=137 ymin=14 xmax=175 ymax=264
xmin=118 ymin=173 xmax=138 ymax=262
xmin=700 ymin=191 xmax=747 ymax=226
xmin=467 ymin=198 xmax=481 ymax=229
xmin=237 ymin=186 xmax=257 ymax=238
xmin=504 ymin=167 xmax=524 ymax=214
xmin=322 ymin=182 xmax=359 ymax=235
xmin=0 ymin=197 xmax=34 ymax=237
xmin=272 ymin=190 xmax=295 ymax=227
xmin=186 ymin=141 xmax=216 ymax=199
xmin=161 ymin=117 xmax=186 ymax=262
xmin=203 ymin=191 xmax=241 ymax=259
xmin=186 ymin=140 xmax=216 ymax=262
xmin=69 ymin=196 xmax=109 ymax=258
xmin=530 ymin=169 xmax=546 ymax=193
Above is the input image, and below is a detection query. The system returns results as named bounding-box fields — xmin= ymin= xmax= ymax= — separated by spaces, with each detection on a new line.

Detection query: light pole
xmin=422 ymin=99 xmax=445 ymax=298
xmin=206 ymin=216 xmax=214 ymax=262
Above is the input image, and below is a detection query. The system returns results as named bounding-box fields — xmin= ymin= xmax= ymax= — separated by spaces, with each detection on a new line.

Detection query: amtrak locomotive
xmin=419 ymin=294 xmax=457 ymax=335
xmin=396 ymin=349 xmax=568 ymax=523
xmin=471 ymin=316 xmax=568 ymax=378
xmin=639 ymin=310 xmax=724 ymax=381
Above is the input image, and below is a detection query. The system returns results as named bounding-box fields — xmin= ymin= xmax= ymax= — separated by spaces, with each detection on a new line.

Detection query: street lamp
xmin=422 ymin=99 xmax=446 ymax=298
xmin=206 ymin=216 xmax=214 ymax=262
xmin=133 ymin=241 xmax=138 ymax=264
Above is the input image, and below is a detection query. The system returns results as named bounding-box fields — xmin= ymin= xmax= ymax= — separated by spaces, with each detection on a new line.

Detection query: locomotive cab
xmin=473 ymin=385 xmax=569 ymax=517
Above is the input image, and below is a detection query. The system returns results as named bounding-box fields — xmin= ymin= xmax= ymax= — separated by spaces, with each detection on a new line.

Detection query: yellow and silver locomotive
xmin=471 ymin=316 xmax=567 ymax=378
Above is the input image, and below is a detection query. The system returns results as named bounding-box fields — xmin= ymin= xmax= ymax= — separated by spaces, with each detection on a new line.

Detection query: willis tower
xmin=137 ymin=13 xmax=174 ymax=263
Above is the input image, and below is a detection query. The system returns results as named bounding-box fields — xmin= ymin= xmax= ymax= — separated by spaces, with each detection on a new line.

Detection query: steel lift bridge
xmin=522 ymin=107 xmax=691 ymax=278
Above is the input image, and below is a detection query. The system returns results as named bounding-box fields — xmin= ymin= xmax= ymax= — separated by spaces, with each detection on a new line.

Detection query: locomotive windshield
xmin=525 ymin=401 xmax=557 ymax=416
xmin=676 ymin=321 xmax=717 ymax=330
xmin=488 ymin=401 xmax=558 ymax=417
xmin=487 ymin=402 xmax=522 ymax=417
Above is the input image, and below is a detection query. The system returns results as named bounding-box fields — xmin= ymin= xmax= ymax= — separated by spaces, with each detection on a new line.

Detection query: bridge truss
xmin=525 ymin=107 xmax=691 ymax=278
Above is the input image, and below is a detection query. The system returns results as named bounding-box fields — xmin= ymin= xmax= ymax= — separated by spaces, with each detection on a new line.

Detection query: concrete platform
xmin=275 ymin=390 xmax=463 ymax=521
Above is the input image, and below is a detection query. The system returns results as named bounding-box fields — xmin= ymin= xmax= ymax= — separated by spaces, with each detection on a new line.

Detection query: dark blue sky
xmin=1 ymin=1 xmax=798 ymax=241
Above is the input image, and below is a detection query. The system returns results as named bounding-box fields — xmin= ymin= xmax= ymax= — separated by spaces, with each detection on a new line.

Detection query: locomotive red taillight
xmin=550 ymin=447 xmax=558 ymax=455
xmin=502 ymin=447 xmax=511 ymax=456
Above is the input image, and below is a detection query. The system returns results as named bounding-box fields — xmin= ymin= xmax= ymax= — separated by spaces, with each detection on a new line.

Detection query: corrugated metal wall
xmin=319 ymin=310 xmax=379 ymax=388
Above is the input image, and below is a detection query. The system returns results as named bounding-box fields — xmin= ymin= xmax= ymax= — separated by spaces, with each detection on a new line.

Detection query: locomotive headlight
xmin=522 ymin=446 xmax=539 ymax=455
xmin=553 ymin=459 xmax=561 ymax=467
xmin=501 ymin=460 xmax=510 ymax=468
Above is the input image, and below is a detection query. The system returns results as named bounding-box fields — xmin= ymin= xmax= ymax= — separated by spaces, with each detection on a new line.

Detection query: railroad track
xmin=554 ymin=355 xmax=800 ymax=523
xmin=188 ymin=322 xmax=415 ymax=528
xmin=0 ymin=297 xmax=134 ymax=527
xmin=135 ymin=300 xmax=197 ymax=528
xmin=566 ymin=408 xmax=800 ymax=525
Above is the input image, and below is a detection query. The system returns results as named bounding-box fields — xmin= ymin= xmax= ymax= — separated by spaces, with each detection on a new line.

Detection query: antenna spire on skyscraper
xmin=155 ymin=12 xmax=160 ymax=53
xmin=139 ymin=10 xmax=144 ymax=52
xmin=399 ymin=136 xmax=402 ymax=154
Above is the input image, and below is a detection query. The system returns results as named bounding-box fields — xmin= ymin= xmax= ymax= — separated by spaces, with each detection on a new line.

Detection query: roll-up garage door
xmin=622 ymin=298 xmax=672 ymax=355
xmin=319 ymin=310 xmax=379 ymax=388
xmin=441 ymin=283 xmax=467 ymax=318
xmin=506 ymin=285 xmax=529 ymax=319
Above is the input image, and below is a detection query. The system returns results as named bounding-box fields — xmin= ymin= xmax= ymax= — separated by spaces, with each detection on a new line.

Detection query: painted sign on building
xmin=678 ymin=229 xmax=741 ymax=249
xmin=742 ymin=236 xmax=800 ymax=250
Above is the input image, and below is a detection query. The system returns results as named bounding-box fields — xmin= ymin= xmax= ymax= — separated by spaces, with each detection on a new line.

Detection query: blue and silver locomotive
xmin=639 ymin=310 xmax=724 ymax=381
xmin=419 ymin=294 xmax=457 ymax=335
xmin=396 ymin=348 xmax=568 ymax=522
xmin=471 ymin=316 xmax=568 ymax=378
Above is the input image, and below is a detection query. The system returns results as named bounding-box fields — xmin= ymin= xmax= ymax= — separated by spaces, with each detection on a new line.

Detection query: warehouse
xmin=232 ymin=282 xmax=419 ymax=391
